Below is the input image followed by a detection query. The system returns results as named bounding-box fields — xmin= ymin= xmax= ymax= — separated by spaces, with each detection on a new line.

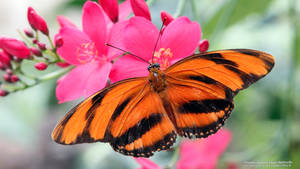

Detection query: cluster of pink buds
xmin=0 ymin=7 xmax=67 ymax=97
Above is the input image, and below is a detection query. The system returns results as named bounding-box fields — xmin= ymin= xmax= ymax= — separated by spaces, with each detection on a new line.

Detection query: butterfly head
xmin=148 ymin=63 xmax=160 ymax=72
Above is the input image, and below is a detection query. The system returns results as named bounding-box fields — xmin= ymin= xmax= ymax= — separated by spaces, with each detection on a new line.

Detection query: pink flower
xmin=134 ymin=158 xmax=161 ymax=169
xmin=176 ymin=129 xmax=232 ymax=169
xmin=55 ymin=1 xmax=130 ymax=103
xmin=109 ymin=16 xmax=201 ymax=82
xmin=0 ymin=37 xmax=31 ymax=59
xmin=99 ymin=0 xmax=119 ymax=22
xmin=160 ymin=11 xmax=174 ymax=26
xmin=130 ymin=0 xmax=151 ymax=20
xmin=0 ymin=50 xmax=11 ymax=69
xmin=27 ymin=7 xmax=49 ymax=35
xmin=198 ymin=39 xmax=209 ymax=53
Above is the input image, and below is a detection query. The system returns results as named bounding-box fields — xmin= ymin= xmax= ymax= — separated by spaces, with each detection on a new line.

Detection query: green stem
xmin=174 ymin=0 xmax=186 ymax=18
xmin=35 ymin=31 xmax=39 ymax=41
xmin=47 ymin=36 xmax=62 ymax=62
xmin=17 ymin=29 xmax=34 ymax=46
xmin=112 ymin=52 xmax=130 ymax=63
xmin=6 ymin=66 xmax=74 ymax=93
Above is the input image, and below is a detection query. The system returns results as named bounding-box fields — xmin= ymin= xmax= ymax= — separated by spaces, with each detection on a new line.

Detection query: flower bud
xmin=10 ymin=75 xmax=19 ymax=83
xmin=55 ymin=36 xmax=63 ymax=48
xmin=27 ymin=7 xmax=49 ymax=35
xmin=37 ymin=42 xmax=46 ymax=50
xmin=56 ymin=61 xmax=70 ymax=68
xmin=6 ymin=69 xmax=12 ymax=75
xmin=160 ymin=11 xmax=174 ymax=26
xmin=130 ymin=0 xmax=151 ymax=21
xmin=0 ymin=51 xmax=12 ymax=68
xmin=0 ymin=37 xmax=31 ymax=59
xmin=30 ymin=47 xmax=42 ymax=56
xmin=0 ymin=62 xmax=5 ymax=70
xmin=0 ymin=90 xmax=8 ymax=97
xmin=3 ymin=73 xmax=11 ymax=82
xmin=32 ymin=39 xmax=38 ymax=44
xmin=35 ymin=62 xmax=48 ymax=71
xmin=198 ymin=39 xmax=209 ymax=53
xmin=99 ymin=0 xmax=119 ymax=23
xmin=24 ymin=28 xmax=34 ymax=38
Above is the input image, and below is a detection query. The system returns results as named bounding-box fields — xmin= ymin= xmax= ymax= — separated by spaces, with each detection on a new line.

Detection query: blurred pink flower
xmin=55 ymin=1 xmax=131 ymax=103
xmin=130 ymin=0 xmax=151 ymax=20
xmin=0 ymin=37 xmax=31 ymax=59
xmin=109 ymin=16 xmax=201 ymax=82
xmin=176 ymin=129 xmax=232 ymax=169
xmin=198 ymin=39 xmax=209 ymax=53
xmin=27 ymin=7 xmax=49 ymax=35
xmin=134 ymin=158 xmax=161 ymax=169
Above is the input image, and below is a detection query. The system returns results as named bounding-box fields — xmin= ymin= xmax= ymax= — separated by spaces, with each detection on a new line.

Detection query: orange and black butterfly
xmin=52 ymin=49 xmax=274 ymax=157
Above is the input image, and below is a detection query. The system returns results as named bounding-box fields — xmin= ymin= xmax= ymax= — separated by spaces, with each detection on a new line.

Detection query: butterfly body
xmin=52 ymin=49 xmax=274 ymax=157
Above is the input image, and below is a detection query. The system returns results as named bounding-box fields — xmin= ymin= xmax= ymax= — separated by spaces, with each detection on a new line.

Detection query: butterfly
xmin=52 ymin=49 xmax=274 ymax=157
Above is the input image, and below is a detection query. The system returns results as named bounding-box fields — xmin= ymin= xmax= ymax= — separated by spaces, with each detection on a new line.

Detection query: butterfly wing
xmin=109 ymin=87 xmax=176 ymax=157
xmin=52 ymin=77 xmax=176 ymax=157
xmin=52 ymin=77 xmax=148 ymax=144
xmin=166 ymin=49 xmax=274 ymax=94
xmin=163 ymin=49 xmax=274 ymax=138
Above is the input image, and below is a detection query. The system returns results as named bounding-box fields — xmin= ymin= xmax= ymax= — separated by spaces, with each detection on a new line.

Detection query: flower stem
xmin=174 ymin=0 xmax=186 ymax=18
xmin=47 ymin=35 xmax=62 ymax=62
xmin=17 ymin=29 xmax=34 ymax=46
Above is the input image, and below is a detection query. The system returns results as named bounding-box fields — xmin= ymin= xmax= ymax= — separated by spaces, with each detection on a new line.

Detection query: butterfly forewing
xmin=52 ymin=77 xmax=148 ymax=144
xmin=166 ymin=49 xmax=274 ymax=94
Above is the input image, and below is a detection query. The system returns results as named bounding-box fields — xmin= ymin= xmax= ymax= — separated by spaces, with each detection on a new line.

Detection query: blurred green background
xmin=0 ymin=0 xmax=299 ymax=168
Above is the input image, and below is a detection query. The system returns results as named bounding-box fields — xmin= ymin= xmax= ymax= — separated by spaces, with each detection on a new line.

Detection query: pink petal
xmin=134 ymin=158 xmax=161 ymax=169
xmin=177 ymin=129 xmax=232 ymax=169
xmin=199 ymin=39 xmax=209 ymax=53
xmin=56 ymin=27 xmax=92 ymax=65
xmin=99 ymin=0 xmax=119 ymax=23
xmin=130 ymin=0 xmax=151 ymax=21
xmin=122 ymin=17 xmax=158 ymax=61
xmin=84 ymin=61 xmax=112 ymax=97
xmin=0 ymin=37 xmax=31 ymax=59
xmin=27 ymin=7 xmax=49 ymax=35
xmin=160 ymin=11 xmax=174 ymax=26
xmin=57 ymin=15 xmax=77 ymax=28
xmin=56 ymin=63 xmax=96 ymax=103
xmin=119 ymin=0 xmax=132 ymax=21
xmin=82 ymin=1 xmax=107 ymax=55
xmin=161 ymin=16 xmax=201 ymax=60
xmin=109 ymin=54 xmax=148 ymax=83
xmin=106 ymin=20 xmax=129 ymax=60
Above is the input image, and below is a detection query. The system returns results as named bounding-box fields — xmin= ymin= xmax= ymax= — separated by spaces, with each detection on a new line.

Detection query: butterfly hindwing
xmin=164 ymin=49 xmax=274 ymax=138
xmin=163 ymin=74 xmax=234 ymax=138
xmin=109 ymin=88 xmax=176 ymax=157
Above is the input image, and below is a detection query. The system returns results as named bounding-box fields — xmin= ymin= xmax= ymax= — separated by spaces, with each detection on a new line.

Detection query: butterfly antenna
xmin=151 ymin=18 xmax=166 ymax=64
xmin=106 ymin=43 xmax=150 ymax=64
